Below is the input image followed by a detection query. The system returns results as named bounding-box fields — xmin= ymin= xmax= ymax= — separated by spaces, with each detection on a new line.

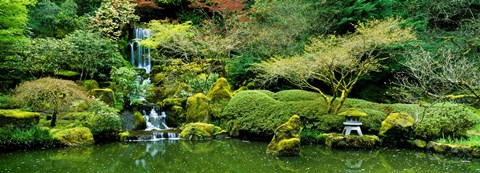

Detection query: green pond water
xmin=1 ymin=139 xmax=479 ymax=173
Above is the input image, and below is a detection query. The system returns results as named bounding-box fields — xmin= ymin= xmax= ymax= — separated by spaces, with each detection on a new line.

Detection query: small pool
xmin=1 ymin=139 xmax=479 ymax=173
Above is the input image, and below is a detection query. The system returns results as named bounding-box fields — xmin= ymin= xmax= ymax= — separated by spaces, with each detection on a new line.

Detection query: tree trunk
xmin=50 ymin=112 xmax=57 ymax=127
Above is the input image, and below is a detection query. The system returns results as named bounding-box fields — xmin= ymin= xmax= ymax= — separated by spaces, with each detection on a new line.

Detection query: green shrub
xmin=414 ymin=102 xmax=480 ymax=140
xmin=50 ymin=127 xmax=94 ymax=147
xmin=14 ymin=77 xmax=91 ymax=127
xmin=274 ymin=90 xmax=321 ymax=102
xmin=79 ymin=101 xmax=122 ymax=140
xmin=0 ymin=125 xmax=57 ymax=150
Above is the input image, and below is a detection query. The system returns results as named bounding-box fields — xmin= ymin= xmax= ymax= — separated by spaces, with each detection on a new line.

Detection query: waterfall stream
xmin=129 ymin=27 xmax=174 ymax=134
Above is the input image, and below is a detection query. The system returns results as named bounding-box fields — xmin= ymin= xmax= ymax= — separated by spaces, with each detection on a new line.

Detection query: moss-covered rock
xmin=206 ymin=78 xmax=232 ymax=100
xmin=206 ymin=78 xmax=233 ymax=120
xmin=119 ymin=131 xmax=129 ymax=142
xmin=411 ymin=139 xmax=427 ymax=148
xmin=133 ymin=111 xmax=146 ymax=130
xmin=90 ymin=89 xmax=115 ymax=107
xmin=0 ymin=109 xmax=40 ymax=128
xmin=179 ymin=122 xmax=226 ymax=140
xmin=266 ymin=115 xmax=302 ymax=156
xmin=323 ymin=133 xmax=380 ymax=148
xmin=379 ymin=112 xmax=414 ymax=145
xmin=50 ymin=127 xmax=94 ymax=147
xmin=81 ymin=80 xmax=99 ymax=91
xmin=426 ymin=141 xmax=480 ymax=157
xmin=186 ymin=93 xmax=210 ymax=123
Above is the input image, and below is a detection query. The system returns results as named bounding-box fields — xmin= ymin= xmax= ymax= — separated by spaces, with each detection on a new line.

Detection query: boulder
xmin=323 ymin=133 xmax=380 ymax=148
xmin=206 ymin=78 xmax=233 ymax=119
xmin=0 ymin=109 xmax=40 ymax=128
xmin=50 ymin=127 xmax=94 ymax=147
xmin=90 ymin=89 xmax=115 ymax=107
xmin=133 ymin=110 xmax=146 ymax=130
xmin=379 ymin=112 xmax=414 ymax=145
xmin=81 ymin=80 xmax=99 ymax=91
xmin=266 ymin=115 xmax=302 ymax=156
xmin=186 ymin=93 xmax=210 ymax=123
xmin=206 ymin=78 xmax=232 ymax=100
xmin=179 ymin=122 xmax=226 ymax=140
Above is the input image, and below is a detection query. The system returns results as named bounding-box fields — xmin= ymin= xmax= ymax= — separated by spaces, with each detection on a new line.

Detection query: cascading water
xmin=144 ymin=108 xmax=170 ymax=131
xmin=128 ymin=26 xmax=179 ymax=140
xmin=129 ymin=27 xmax=152 ymax=74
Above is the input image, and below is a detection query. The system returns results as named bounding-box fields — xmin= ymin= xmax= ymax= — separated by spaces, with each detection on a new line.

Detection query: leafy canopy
xmin=256 ymin=18 xmax=415 ymax=113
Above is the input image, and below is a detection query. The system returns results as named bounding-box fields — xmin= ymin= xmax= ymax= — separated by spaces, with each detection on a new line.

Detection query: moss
xmin=90 ymin=89 xmax=115 ymax=107
xmin=274 ymin=90 xmax=320 ymax=102
xmin=322 ymin=133 xmax=380 ymax=148
xmin=186 ymin=93 xmax=211 ymax=123
xmin=266 ymin=115 xmax=302 ymax=156
xmin=54 ymin=70 xmax=80 ymax=78
xmin=338 ymin=108 xmax=368 ymax=117
xmin=81 ymin=80 xmax=99 ymax=91
xmin=119 ymin=131 xmax=129 ymax=141
xmin=152 ymin=72 xmax=166 ymax=84
xmin=379 ymin=112 xmax=414 ymax=145
xmin=50 ymin=127 xmax=94 ymax=147
xmin=133 ymin=111 xmax=146 ymax=130
xmin=206 ymin=78 xmax=232 ymax=100
xmin=411 ymin=139 xmax=427 ymax=148
xmin=0 ymin=109 xmax=40 ymax=128
xmin=179 ymin=122 xmax=226 ymax=140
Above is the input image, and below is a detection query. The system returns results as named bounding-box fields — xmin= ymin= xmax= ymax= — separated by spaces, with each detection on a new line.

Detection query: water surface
xmin=1 ymin=139 xmax=479 ymax=173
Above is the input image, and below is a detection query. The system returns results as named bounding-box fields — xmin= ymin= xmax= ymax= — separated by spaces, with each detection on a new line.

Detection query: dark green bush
xmin=414 ymin=102 xmax=480 ymax=140
xmin=0 ymin=125 xmax=57 ymax=151
xmin=80 ymin=100 xmax=122 ymax=140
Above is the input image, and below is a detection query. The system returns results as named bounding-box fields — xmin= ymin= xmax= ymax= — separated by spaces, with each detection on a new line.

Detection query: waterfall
xmin=129 ymin=27 xmax=152 ymax=74
xmin=144 ymin=108 xmax=171 ymax=131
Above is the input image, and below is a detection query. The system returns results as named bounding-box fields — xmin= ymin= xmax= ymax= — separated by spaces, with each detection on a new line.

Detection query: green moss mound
xmin=273 ymin=90 xmax=320 ymax=102
xmin=50 ymin=127 xmax=94 ymax=147
xmin=206 ymin=78 xmax=232 ymax=100
xmin=133 ymin=111 xmax=146 ymax=130
xmin=80 ymin=80 xmax=99 ymax=91
xmin=379 ymin=112 xmax=415 ymax=145
xmin=266 ymin=115 xmax=302 ymax=156
xmin=186 ymin=93 xmax=210 ymax=123
xmin=323 ymin=133 xmax=380 ymax=148
xmin=179 ymin=122 xmax=226 ymax=140
xmin=90 ymin=89 xmax=115 ymax=107
xmin=0 ymin=109 xmax=40 ymax=128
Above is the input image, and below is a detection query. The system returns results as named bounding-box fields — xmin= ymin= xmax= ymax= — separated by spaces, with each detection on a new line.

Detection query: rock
xmin=133 ymin=110 xmax=146 ymax=130
xmin=179 ymin=122 xmax=226 ymax=140
xmin=90 ymin=89 xmax=115 ymax=107
xmin=206 ymin=78 xmax=233 ymax=119
xmin=323 ymin=133 xmax=380 ymax=148
xmin=80 ymin=80 xmax=99 ymax=91
xmin=0 ymin=109 xmax=40 ymax=128
xmin=379 ymin=112 xmax=414 ymax=145
xmin=50 ymin=127 xmax=94 ymax=147
xmin=266 ymin=115 xmax=302 ymax=156
xmin=206 ymin=78 xmax=232 ymax=100
xmin=411 ymin=139 xmax=427 ymax=148
xmin=186 ymin=93 xmax=210 ymax=123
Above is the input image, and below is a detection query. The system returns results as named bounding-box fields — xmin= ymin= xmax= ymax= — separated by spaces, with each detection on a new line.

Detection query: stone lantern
xmin=338 ymin=108 xmax=367 ymax=136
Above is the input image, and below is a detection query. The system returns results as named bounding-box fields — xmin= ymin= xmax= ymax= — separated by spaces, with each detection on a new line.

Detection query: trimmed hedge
xmin=221 ymin=90 xmax=480 ymax=142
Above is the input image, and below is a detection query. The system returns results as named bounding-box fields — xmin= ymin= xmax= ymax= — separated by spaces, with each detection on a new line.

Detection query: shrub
xmin=13 ymin=77 xmax=91 ymax=127
xmin=87 ymin=0 xmax=139 ymax=40
xmin=0 ymin=125 xmax=57 ymax=150
xmin=414 ymin=102 xmax=480 ymax=140
xmin=81 ymin=100 xmax=122 ymax=140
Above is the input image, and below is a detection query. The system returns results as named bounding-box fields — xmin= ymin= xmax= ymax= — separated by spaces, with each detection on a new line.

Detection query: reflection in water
xmin=0 ymin=140 xmax=479 ymax=173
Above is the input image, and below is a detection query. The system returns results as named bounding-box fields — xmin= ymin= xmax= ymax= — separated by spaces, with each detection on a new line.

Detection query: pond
xmin=1 ymin=139 xmax=479 ymax=173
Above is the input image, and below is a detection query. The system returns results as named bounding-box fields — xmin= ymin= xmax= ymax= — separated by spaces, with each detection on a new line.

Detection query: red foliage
xmin=190 ymin=0 xmax=247 ymax=15
xmin=130 ymin=0 xmax=162 ymax=9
